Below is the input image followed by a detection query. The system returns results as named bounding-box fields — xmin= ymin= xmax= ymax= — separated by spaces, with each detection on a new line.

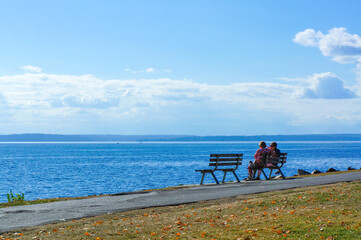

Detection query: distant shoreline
xmin=0 ymin=133 xmax=360 ymax=142
xmin=1 ymin=140 xmax=361 ymax=144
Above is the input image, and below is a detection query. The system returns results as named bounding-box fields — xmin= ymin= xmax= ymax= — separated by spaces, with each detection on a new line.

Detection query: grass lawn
xmin=1 ymin=178 xmax=360 ymax=240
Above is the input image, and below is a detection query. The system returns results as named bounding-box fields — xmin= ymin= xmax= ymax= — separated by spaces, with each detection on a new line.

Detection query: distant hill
xmin=0 ymin=134 xmax=188 ymax=142
xmin=164 ymin=134 xmax=361 ymax=142
xmin=0 ymin=133 xmax=360 ymax=142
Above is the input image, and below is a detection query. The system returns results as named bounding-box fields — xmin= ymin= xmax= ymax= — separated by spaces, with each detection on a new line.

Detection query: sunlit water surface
xmin=1 ymin=142 xmax=360 ymax=202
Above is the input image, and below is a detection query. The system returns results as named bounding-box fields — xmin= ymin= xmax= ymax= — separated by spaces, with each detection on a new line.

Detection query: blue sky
xmin=1 ymin=0 xmax=361 ymax=135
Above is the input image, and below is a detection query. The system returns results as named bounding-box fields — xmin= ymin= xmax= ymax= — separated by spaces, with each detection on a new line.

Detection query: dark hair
xmin=270 ymin=142 xmax=277 ymax=147
xmin=259 ymin=141 xmax=266 ymax=148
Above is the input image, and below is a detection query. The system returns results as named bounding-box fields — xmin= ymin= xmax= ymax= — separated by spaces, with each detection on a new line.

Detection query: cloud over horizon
xmin=1 ymin=27 xmax=361 ymax=134
xmin=0 ymin=71 xmax=360 ymax=134
xmin=297 ymin=72 xmax=356 ymax=99
xmin=125 ymin=67 xmax=171 ymax=74
xmin=294 ymin=27 xmax=361 ymax=96
xmin=21 ymin=65 xmax=42 ymax=73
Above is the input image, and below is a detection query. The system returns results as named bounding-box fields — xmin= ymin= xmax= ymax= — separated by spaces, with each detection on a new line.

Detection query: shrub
xmin=7 ymin=191 xmax=25 ymax=203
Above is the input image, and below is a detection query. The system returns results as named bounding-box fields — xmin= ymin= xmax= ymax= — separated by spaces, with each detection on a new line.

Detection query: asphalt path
xmin=1 ymin=171 xmax=360 ymax=233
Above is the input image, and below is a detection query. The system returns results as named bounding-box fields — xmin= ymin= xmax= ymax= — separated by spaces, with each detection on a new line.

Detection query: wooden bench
xmin=250 ymin=153 xmax=287 ymax=180
xmin=265 ymin=153 xmax=287 ymax=179
xmin=195 ymin=154 xmax=243 ymax=185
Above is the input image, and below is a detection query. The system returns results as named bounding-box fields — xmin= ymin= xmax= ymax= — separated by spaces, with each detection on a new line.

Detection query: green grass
xmin=0 ymin=195 xmax=107 ymax=208
xmin=1 ymin=179 xmax=360 ymax=240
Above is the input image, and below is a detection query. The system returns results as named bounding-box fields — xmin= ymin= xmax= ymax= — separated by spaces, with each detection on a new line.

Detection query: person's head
xmin=270 ymin=142 xmax=277 ymax=148
xmin=259 ymin=141 xmax=266 ymax=148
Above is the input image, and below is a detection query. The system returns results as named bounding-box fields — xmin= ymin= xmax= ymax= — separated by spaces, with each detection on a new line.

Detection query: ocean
xmin=0 ymin=141 xmax=360 ymax=202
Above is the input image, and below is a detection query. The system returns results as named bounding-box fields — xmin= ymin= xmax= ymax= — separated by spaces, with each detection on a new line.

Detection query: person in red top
xmin=246 ymin=141 xmax=275 ymax=181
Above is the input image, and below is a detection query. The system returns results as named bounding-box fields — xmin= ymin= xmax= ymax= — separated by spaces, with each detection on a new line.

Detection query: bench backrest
xmin=267 ymin=153 xmax=287 ymax=167
xmin=209 ymin=154 xmax=243 ymax=171
xmin=260 ymin=152 xmax=268 ymax=165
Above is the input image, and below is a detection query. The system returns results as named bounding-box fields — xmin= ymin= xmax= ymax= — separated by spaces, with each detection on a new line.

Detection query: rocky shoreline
xmin=296 ymin=166 xmax=360 ymax=176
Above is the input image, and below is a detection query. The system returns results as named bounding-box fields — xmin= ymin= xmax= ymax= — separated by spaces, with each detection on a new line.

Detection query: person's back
xmin=247 ymin=141 xmax=272 ymax=181
xmin=267 ymin=142 xmax=281 ymax=167
xmin=259 ymin=149 xmax=270 ymax=167
xmin=274 ymin=147 xmax=281 ymax=157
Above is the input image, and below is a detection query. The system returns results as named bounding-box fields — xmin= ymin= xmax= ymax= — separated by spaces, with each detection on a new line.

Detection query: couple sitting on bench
xmin=245 ymin=141 xmax=281 ymax=181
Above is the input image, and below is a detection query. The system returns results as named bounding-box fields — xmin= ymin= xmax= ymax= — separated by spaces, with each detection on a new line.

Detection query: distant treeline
xmin=0 ymin=133 xmax=360 ymax=142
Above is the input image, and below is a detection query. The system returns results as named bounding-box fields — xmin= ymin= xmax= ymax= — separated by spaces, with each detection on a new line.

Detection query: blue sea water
xmin=0 ymin=141 xmax=360 ymax=203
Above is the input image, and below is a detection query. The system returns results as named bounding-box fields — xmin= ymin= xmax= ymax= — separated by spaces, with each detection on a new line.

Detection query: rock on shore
xmin=295 ymin=167 xmax=358 ymax=176
xmin=297 ymin=169 xmax=311 ymax=175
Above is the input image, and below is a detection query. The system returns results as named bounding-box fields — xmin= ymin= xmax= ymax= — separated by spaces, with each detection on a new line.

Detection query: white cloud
xmin=125 ymin=68 xmax=171 ymax=74
xmin=0 ymin=72 xmax=360 ymax=134
xmin=294 ymin=29 xmax=324 ymax=47
xmin=294 ymin=27 xmax=361 ymax=64
xmin=21 ymin=65 xmax=42 ymax=73
xmin=294 ymin=27 xmax=361 ymax=96
xmin=145 ymin=68 xmax=155 ymax=73
xmin=297 ymin=72 xmax=356 ymax=99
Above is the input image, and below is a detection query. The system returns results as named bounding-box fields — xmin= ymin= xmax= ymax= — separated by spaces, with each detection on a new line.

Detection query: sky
xmin=1 ymin=0 xmax=361 ymax=135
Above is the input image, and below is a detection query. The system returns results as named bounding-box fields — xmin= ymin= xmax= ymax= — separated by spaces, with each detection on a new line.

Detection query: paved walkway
xmin=1 ymin=171 xmax=360 ymax=233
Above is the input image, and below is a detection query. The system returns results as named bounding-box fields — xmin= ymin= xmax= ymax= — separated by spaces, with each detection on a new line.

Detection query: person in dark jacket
xmin=268 ymin=142 xmax=281 ymax=157
xmin=266 ymin=142 xmax=281 ymax=169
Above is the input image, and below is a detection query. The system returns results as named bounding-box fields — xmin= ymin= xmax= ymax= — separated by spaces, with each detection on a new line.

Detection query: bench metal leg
xmin=261 ymin=169 xmax=269 ymax=180
xmin=211 ymin=172 xmax=219 ymax=184
xmin=252 ymin=169 xmax=267 ymax=180
xmin=278 ymin=169 xmax=286 ymax=179
xmin=199 ymin=171 xmax=220 ymax=185
xmin=222 ymin=172 xmax=227 ymax=183
xmin=223 ymin=171 xmax=240 ymax=183
xmin=200 ymin=172 xmax=206 ymax=185
xmin=269 ymin=169 xmax=273 ymax=179
xmin=232 ymin=171 xmax=240 ymax=182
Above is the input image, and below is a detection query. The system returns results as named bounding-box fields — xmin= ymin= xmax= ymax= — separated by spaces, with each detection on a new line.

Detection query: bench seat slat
xmin=210 ymin=158 xmax=243 ymax=162
xmin=195 ymin=169 xmax=213 ymax=172
xmin=268 ymin=160 xmax=287 ymax=164
xmin=220 ymin=168 xmax=237 ymax=171
xmin=210 ymin=154 xmax=243 ymax=157
xmin=209 ymin=162 xmax=239 ymax=166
